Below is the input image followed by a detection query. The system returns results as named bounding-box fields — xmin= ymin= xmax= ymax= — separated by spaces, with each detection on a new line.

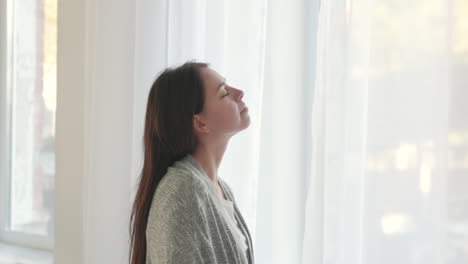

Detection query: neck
xmin=191 ymin=139 xmax=229 ymax=184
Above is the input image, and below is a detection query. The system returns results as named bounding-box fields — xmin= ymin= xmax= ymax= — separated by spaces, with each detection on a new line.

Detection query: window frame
xmin=0 ymin=0 xmax=54 ymax=252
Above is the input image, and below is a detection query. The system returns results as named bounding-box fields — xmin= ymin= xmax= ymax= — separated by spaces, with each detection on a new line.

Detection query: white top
xmin=219 ymin=196 xmax=249 ymax=263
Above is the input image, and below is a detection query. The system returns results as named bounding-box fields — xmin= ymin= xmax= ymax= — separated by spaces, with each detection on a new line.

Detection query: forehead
xmin=200 ymin=68 xmax=224 ymax=92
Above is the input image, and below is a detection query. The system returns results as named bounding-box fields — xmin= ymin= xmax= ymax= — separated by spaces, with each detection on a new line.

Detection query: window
xmin=0 ymin=0 xmax=56 ymax=252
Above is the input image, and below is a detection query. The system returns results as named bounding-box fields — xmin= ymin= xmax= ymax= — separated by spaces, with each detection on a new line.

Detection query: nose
xmin=236 ymin=88 xmax=244 ymax=101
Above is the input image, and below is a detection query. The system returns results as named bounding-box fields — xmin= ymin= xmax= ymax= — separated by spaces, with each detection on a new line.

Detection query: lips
xmin=240 ymin=106 xmax=248 ymax=113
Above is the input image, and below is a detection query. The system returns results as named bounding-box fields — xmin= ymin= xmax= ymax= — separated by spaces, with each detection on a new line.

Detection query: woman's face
xmin=193 ymin=67 xmax=250 ymax=137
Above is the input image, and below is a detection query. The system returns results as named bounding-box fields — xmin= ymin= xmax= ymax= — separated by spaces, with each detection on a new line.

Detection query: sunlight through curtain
xmin=305 ymin=0 xmax=468 ymax=263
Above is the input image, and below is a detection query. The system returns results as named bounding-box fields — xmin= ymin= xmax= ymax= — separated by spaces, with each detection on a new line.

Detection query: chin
xmin=242 ymin=118 xmax=251 ymax=130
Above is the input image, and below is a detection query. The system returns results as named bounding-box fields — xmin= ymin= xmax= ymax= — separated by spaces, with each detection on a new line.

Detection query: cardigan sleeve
xmin=145 ymin=174 xmax=216 ymax=264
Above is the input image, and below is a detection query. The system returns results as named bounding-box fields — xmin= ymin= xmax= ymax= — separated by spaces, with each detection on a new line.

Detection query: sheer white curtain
xmin=133 ymin=0 xmax=314 ymax=263
xmin=57 ymin=0 xmax=313 ymax=262
xmin=54 ymin=0 xmax=317 ymax=264
xmin=305 ymin=0 xmax=468 ymax=263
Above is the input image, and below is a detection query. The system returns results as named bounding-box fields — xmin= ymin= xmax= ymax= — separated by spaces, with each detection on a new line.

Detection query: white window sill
xmin=0 ymin=242 xmax=52 ymax=264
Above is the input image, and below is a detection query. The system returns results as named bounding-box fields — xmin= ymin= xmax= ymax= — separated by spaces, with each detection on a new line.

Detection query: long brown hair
xmin=129 ymin=61 xmax=209 ymax=264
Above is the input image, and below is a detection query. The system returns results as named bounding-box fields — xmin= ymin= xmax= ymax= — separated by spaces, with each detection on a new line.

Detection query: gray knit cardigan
xmin=145 ymin=154 xmax=255 ymax=264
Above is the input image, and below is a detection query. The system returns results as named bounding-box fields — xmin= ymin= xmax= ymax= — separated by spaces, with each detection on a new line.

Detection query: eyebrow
xmin=216 ymin=79 xmax=227 ymax=93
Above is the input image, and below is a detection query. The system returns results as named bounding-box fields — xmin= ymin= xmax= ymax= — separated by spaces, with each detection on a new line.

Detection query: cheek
xmin=208 ymin=105 xmax=239 ymax=129
xmin=212 ymin=108 xmax=234 ymax=123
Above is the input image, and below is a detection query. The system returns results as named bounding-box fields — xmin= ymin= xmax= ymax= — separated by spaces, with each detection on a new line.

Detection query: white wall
xmin=56 ymin=0 xmax=138 ymax=263
xmin=55 ymin=0 xmax=86 ymax=261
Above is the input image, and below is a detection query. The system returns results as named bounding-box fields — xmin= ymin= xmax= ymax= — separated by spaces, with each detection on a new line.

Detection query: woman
xmin=129 ymin=61 xmax=254 ymax=264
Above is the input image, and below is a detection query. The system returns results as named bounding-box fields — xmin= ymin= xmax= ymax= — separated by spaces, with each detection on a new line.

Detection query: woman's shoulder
xmin=148 ymin=168 xmax=205 ymax=227
xmin=153 ymin=167 xmax=202 ymax=205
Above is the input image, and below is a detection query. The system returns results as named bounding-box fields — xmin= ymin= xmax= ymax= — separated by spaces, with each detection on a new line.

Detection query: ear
xmin=193 ymin=114 xmax=210 ymax=134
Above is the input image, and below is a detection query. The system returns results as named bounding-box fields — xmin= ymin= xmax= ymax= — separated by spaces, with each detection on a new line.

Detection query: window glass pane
xmin=8 ymin=0 xmax=56 ymax=237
